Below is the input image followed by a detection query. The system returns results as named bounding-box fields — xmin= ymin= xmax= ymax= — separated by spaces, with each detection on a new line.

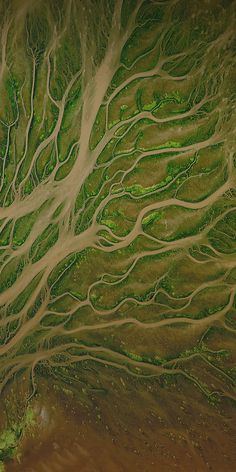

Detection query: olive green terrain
xmin=0 ymin=0 xmax=236 ymax=469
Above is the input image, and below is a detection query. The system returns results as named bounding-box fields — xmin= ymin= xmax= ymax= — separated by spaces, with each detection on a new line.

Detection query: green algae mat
xmin=0 ymin=1 xmax=236 ymax=470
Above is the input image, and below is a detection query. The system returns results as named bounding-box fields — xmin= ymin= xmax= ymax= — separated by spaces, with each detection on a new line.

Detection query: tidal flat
xmin=0 ymin=0 xmax=236 ymax=470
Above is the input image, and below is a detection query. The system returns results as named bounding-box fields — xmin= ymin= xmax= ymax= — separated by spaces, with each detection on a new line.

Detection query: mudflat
xmin=0 ymin=0 xmax=235 ymax=470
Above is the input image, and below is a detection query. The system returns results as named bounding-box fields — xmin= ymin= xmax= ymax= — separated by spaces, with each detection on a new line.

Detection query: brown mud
xmin=3 ymin=368 xmax=236 ymax=472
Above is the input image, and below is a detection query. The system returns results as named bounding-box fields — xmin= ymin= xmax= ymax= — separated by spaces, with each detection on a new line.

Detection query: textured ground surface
xmin=0 ymin=0 xmax=236 ymax=470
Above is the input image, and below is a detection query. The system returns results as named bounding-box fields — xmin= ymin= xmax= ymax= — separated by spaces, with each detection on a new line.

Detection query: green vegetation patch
xmin=30 ymin=223 xmax=59 ymax=263
xmin=7 ymin=271 xmax=44 ymax=315
xmin=0 ymin=406 xmax=35 ymax=463
xmin=0 ymin=256 xmax=25 ymax=294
